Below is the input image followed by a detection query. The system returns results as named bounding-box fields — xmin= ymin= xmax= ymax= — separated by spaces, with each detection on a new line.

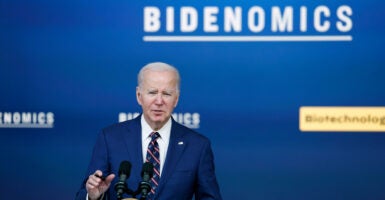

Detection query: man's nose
xmin=155 ymin=94 xmax=163 ymax=104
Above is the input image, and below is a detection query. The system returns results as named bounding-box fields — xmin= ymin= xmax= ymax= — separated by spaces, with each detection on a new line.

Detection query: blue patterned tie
xmin=146 ymin=132 xmax=160 ymax=199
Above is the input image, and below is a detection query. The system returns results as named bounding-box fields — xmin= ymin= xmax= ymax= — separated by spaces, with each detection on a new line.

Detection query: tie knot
xmin=150 ymin=132 xmax=160 ymax=141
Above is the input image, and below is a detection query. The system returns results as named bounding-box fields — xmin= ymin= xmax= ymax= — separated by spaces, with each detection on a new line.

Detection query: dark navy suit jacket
xmin=75 ymin=116 xmax=222 ymax=200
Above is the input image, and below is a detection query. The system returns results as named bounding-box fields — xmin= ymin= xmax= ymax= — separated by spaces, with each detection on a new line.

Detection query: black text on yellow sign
xmin=299 ymin=107 xmax=385 ymax=132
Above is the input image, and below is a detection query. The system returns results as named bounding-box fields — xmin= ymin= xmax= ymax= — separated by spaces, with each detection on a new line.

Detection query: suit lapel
xmin=155 ymin=120 xmax=186 ymax=197
xmin=122 ymin=116 xmax=143 ymax=182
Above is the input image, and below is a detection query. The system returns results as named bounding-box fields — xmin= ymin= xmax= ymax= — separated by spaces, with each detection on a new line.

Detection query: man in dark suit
xmin=75 ymin=62 xmax=222 ymax=200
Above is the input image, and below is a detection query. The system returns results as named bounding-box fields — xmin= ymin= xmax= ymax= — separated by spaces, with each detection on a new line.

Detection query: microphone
xmin=115 ymin=160 xmax=132 ymax=200
xmin=139 ymin=162 xmax=154 ymax=199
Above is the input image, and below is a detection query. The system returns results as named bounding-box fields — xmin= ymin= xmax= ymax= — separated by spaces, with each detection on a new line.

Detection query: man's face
xmin=136 ymin=70 xmax=179 ymax=130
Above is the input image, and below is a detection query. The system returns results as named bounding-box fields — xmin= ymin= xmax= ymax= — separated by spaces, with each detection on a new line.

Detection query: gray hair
xmin=138 ymin=62 xmax=181 ymax=93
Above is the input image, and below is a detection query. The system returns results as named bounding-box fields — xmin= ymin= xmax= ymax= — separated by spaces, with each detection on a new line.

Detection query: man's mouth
xmin=153 ymin=110 xmax=163 ymax=114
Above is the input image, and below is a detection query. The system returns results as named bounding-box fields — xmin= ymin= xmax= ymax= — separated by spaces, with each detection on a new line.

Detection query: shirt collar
xmin=141 ymin=115 xmax=172 ymax=141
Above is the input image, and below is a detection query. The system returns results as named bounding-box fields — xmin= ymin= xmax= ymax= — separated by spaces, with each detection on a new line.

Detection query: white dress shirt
xmin=141 ymin=115 xmax=171 ymax=176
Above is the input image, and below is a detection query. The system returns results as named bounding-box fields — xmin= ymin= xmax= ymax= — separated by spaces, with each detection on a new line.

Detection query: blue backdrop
xmin=1 ymin=0 xmax=385 ymax=199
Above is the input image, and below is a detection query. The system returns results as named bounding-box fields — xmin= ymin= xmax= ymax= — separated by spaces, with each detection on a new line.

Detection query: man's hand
xmin=86 ymin=170 xmax=115 ymax=200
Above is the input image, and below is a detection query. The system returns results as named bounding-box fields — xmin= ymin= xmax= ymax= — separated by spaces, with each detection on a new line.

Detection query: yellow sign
xmin=299 ymin=107 xmax=385 ymax=132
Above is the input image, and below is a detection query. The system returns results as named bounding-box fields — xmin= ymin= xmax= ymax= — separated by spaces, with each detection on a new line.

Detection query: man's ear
xmin=136 ymin=86 xmax=142 ymax=106
xmin=174 ymin=94 xmax=179 ymax=108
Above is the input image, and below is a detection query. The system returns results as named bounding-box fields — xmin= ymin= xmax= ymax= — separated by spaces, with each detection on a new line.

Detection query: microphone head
xmin=119 ymin=160 xmax=132 ymax=176
xmin=141 ymin=162 xmax=154 ymax=178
